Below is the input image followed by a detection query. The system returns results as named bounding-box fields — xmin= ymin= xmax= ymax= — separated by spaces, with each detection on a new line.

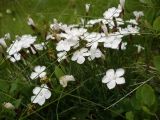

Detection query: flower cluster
xmin=46 ymin=2 xmax=143 ymax=65
xmin=0 ymin=0 xmax=145 ymax=107
xmin=30 ymin=65 xmax=51 ymax=106
xmin=6 ymin=35 xmax=46 ymax=62
xmin=6 ymin=35 xmax=36 ymax=62
xmin=29 ymin=65 xmax=75 ymax=105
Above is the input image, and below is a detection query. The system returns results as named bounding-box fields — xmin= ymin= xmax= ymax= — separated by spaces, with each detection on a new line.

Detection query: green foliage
xmin=125 ymin=111 xmax=134 ymax=120
xmin=136 ymin=84 xmax=155 ymax=107
xmin=153 ymin=16 xmax=160 ymax=31
xmin=54 ymin=65 xmax=65 ymax=78
xmin=153 ymin=56 xmax=160 ymax=72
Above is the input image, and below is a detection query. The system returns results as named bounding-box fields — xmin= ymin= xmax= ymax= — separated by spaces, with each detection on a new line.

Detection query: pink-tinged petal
xmin=115 ymin=68 xmax=125 ymax=77
xmin=30 ymin=72 xmax=38 ymax=79
xmin=77 ymin=56 xmax=85 ymax=64
xmin=106 ymin=69 xmax=115 ymax=79
xmin=107 ymin=80 xmax=116 ymax=89
xmin=115 ymin=77 xmax=125 ymax=84
xmin=102 ymin=75 xmax=110 ymax=83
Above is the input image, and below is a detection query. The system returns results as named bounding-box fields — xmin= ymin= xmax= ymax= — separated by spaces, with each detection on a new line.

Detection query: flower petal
xmin=39 ymin=72 xmax=46 ymax=78
xmin=71 ymin=53 xmax=78 ymax=61
xmin=107 ymin=80 xmax=116 ymax=89
xmin=115 ymin=77 xmax=125 ymax=84
xmin=34 ymin=66 xmax=41 ymax=72
xmin=115 ymin=68 xmax=125 ymax=77
xmin=60 ymin=79 xmax=67 ymax=87
xmin=77 ymin=56 xmax=85 ymax=64
xmin=31 ymin=95 xmax=41 ymax=104
xmin=37 ymin=97 xmax=46 ymax=106
xmin=102 ymin=75 xmax=110 ymax=83
xmin=44 ymin=90 xmax=51 ymax=99
xmin=32 ymin=87 xmax=41 ymax=95
xmin=40 ymin=66 xmax=46 ymax=72
xmin=111 ymin=39 xmax=122 ymax=49
xmin=30 ymin=72 xmax=38 ymax=79
xmin=106 ymin=69 xmax=115 ymax=79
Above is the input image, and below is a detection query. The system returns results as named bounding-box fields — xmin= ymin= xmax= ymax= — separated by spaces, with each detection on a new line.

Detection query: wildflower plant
xmin=0 ymin=0 xmax=160 ymax=119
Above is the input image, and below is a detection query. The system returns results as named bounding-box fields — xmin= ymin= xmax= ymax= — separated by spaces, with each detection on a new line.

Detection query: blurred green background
xmin=0 ymin=0 xmax=154 ymax=36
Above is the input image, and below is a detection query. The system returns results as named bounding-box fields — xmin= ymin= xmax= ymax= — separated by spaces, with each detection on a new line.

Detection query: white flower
xmin=133 ymin=11 xmax=144 ymax=21
xmin=102 ymin=68 xmax=125 ymax=89
xmin=71 ymin=48 xmax=90 ymax=64
xmin=101 ymin=23 xmax=108 ymax=35
xmin=56 ymin=28 xmax=87 ymax=52
xmin=126 ymin=19 xmax=138 ymax=25
xmin=31 ymin=84 xmax=51 ymax=106
xmin=119 ymin=25 xmax=140 ymax=36
xmin=4 ymin=33 xmax=10 ymax=39
xmin=126 ymin=25 xmax=140 ymax=35
xmin=7 ymin=35 xmax=37 ymax=56
xmin=134 ymin=44 xmax=144 ymax=53
xmin=0 ymin=38 xmax=7 ymax=47
xmin=80 ymin=18 xmax=85 ymax=26
xmin=19 ymin=35 xmax=36 ymax=48
xmin=35 ymin=43 xmax=46 ymax=50
xmin=46 ymin=34 xmax=55 ymax=40
xmin=30 ymin=66 xmax=46 ymax=80
xmin=82 ymin=32 xmax=104 ymax=49
xmin=27 ymin=17 xmax=35 ymax=26
xmin=50 ymin=19 xmax=62 ymax=31
xmin=87 ymin=19 xmax=107 ymax=25
xmin=3 ymin=102 xmax=15 ymax=110
xmin=7 ymin=53 xmax=21 ymax=62
xmin=103 ymin=5 xmax=122 ymax=20
xmin=59 ymin=75 xmax=75 ymax=87
xmin=121 ymin=42 xmax=127 ymax=50
xmin=88 ymin=48 xmax=102 ymax=61
xmin=104 ymin=34 xmax=123 ymax=49
xmin=7 ymin=40 xmax=22 ymax=55
xmin=56 ymin=40 xmax=75 ymax=51
xmin=61 ymin=28 xmax=87 ymax=39
xmin=120 ymin=0 xmax=125 ymax=9
xmin=57 ymin=51 xmax=67 ymax=62
xmin=0 ymin=33 xmax=10 ymax=47
xmin=85 ymin=4 xmax=90 ymax=13
xmin=27 ymin=43 xmax=46 ymax=54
